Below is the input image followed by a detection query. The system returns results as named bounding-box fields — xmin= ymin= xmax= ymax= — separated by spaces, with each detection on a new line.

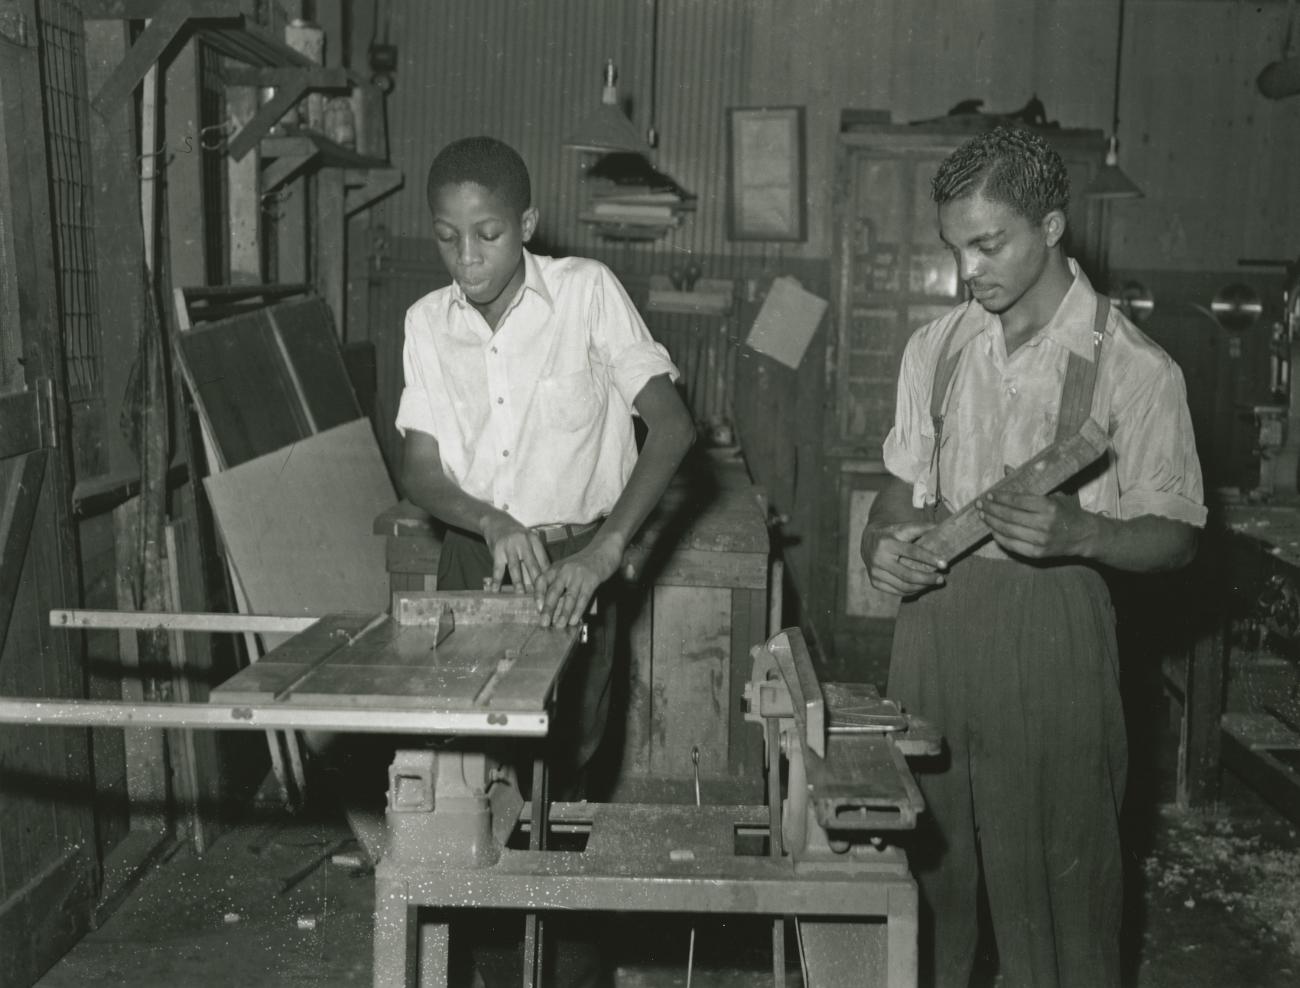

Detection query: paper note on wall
xmin=744 ymin=276 xmax=827 ymax=370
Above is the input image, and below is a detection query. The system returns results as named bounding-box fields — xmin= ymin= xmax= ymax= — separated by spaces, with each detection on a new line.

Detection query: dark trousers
xmin=888 ymin=556 xmax=1127 ymax=988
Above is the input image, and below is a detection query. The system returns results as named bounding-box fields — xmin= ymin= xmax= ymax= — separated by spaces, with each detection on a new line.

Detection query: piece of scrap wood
xmin=916 ymin=418 xmax=1109 ymax=563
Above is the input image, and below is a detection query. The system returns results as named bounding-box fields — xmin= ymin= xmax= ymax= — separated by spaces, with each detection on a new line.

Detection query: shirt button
xmin=502 ymin=449 xmax=510 ymax=458
xmin=490 ymin=346 xmax=498 ymax=354
xmin=502 ymin=503 xmax=509 ymax=511
xmin=1008 ymin=384 xmax=1018 ymax=396
xmin=497 ymin=396 xmax=504 ymax=405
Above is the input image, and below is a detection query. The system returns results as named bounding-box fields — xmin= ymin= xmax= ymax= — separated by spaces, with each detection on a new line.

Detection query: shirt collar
xmin=448 ymin=247 xmax=555 ymax=315
xmin=1040 ymin=259 xmax=1103 ymax=360
xmin=944 ymin=258 xmax=1101 ymax=362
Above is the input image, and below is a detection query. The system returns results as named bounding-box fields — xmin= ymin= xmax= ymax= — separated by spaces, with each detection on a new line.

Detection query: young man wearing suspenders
xmin=862 ymin=127 xmax=1206 ymax=987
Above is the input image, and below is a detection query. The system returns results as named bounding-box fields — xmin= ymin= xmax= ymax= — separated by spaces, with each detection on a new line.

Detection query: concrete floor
xmin=33 ymin=783 xmax=1300 ymax=988
xmin=34 ymin=703 xmax=1300 ymax=988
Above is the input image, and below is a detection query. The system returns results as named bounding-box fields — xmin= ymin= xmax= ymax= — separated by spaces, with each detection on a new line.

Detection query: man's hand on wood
xmin=975 ymin=491 xmax=1099 ymax=560
xmin=481 ymin=513 xmax=549 ymax=592
xmin=861 ymin=520 xmax=948 ymax=597
xmin=534 ymin=534 xmax=623 ymax=628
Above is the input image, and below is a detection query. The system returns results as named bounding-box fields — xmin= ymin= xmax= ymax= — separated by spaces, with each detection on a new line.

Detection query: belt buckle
xmin=535 ymin=519 xmax=598 ymax=544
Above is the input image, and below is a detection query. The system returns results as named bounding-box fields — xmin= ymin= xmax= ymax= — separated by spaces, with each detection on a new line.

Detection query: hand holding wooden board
xmin=915 ymin=418 xmax=1110 ymax=563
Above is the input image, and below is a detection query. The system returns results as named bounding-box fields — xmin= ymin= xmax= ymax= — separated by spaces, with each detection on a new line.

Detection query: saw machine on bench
xmin=1 ymin=592 xmax=938 ymax=987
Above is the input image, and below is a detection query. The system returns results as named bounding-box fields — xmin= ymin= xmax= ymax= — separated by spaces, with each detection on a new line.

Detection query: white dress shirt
xmin=883 ymin=261 xmax=1206 ymax=558
xmin=396 ymin=249 xmax=679 ymax=528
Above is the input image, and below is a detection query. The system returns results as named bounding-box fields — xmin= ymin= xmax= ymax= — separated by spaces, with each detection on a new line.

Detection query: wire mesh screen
xmin=36 ymin=0 xmax=101 ymax=402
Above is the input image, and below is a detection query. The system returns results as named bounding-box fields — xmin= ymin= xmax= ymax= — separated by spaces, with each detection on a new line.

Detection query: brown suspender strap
xmin=927 ymin=292 xmax=1111 ymax=511
xmin=926 ymin=304 xmax=982 ymax=512
xmin=1054 ymin=293 xmax=1111 ymax=441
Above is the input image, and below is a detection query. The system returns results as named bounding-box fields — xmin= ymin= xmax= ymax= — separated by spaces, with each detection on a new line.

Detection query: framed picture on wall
xmin=726 ymin=106 xmax=807 ymax=242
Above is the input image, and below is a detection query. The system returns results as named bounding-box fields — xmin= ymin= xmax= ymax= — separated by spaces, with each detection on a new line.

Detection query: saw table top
xmin=211 ymin=591 xmax=581 ymax=734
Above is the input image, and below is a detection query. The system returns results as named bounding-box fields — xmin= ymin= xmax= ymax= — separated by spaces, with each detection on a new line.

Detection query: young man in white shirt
xmin=397 ymin=135 xmax=695 ymax=790
xmin=862 ymin=126 xmax=1205 ymax=988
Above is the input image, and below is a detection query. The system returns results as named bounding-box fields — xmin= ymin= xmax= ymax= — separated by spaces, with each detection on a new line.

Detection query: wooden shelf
xmin=578 ymin=214 xmax=680 ymax=241
xmin=85 ymin=0 xmax=316 ymax=110
xmin=258 ymin=132 xmax=394 ymax=195
xmin=200 ymin=22 xmax=314 ymax=68
xmin=261 ymin=132 xmax=388 ymax=170
xmin=646 ymin=276 xmax=733 ymax=316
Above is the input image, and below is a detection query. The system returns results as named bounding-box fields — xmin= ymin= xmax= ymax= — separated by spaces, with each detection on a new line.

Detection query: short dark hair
xmin=931 ymin=126 xmax=1069 ymax=223
xmin=426 ymin=136 xmax=531 ymax=214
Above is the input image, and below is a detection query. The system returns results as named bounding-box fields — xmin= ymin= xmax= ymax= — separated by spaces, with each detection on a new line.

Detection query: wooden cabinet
xmin=374 ymin=452 xmax=773 ymax=803
xmin=611 ymin=452 xmax=771 ymax=804
xmin=829 ymin=123 xmax=1108 ymax=458
xmin=818 ymin=123 xmax=1108 ymax=683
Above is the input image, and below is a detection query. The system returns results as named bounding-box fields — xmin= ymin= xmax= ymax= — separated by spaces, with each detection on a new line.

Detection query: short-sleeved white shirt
xmin=396 ymin=249 xmax=679 ymax=528
xmin=882 ymin=260 xmax=1206 ymax=558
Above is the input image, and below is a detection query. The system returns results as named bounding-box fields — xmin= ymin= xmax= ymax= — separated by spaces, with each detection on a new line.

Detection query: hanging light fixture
xmin=1257 ymin=0 xmax=1300 ymax=100
xmin=564 ymin=58 xmax=647 ymax=154
xmin=1085 ymin=0 xmax=1144 ymax=200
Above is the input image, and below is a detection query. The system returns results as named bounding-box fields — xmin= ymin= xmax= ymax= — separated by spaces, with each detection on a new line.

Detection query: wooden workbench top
xmin=1222 ymin=502 xmax=1300 ymax=570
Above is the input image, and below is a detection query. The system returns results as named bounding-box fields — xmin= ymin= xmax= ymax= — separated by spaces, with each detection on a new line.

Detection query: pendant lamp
xmin=1085 ymin=0 xmax=1144 ymax=200
xmin=564 ymin=59 xmax=647 ymax=154
xmin=1257 ymin=0 xmax=1300 ymax=100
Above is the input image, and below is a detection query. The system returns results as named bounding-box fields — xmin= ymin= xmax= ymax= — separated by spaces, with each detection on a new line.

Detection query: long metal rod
xmin=0 ymin=698 xmax=548 ymax=737
xmin=49 ymin=608 xmax=319 ymax=635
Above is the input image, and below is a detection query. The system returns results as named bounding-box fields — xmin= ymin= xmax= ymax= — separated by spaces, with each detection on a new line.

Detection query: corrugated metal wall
xmin=377 ymin=0 xmax=794 ymax=274
xmin=364 ymin=0 xmax=1300 ymax=468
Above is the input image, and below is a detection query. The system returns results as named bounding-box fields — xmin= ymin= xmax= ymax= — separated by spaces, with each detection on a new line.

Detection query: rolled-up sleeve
xmin=589 ymin=264 xmax=679 ymax=407
xmin=1111 ymin=351 xmax=1207 ymax=527
xmin=394 ymin=310 xmax=437 ymax=439
xmin=882 ymin=331 xmax=942 ymax=508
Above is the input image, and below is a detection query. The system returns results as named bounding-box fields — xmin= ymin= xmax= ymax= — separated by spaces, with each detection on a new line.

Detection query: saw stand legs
xmin=372 ymin=747 xmax=527 ymax=987
xmin=368 ymin=745 xmax=920 ymax=988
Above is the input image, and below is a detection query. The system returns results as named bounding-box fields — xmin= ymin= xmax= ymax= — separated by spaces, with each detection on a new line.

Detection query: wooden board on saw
xmin=916 ymin=418 xmax=1110 ymax=563
xmin=212 ymin=597 xmax=580 ymax=714
xmin=203 ymin=419 xmax=394 ymax=649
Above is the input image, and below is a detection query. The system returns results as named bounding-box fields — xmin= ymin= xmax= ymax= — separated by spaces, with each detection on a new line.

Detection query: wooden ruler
xmin=916 ymin=418 xmax=1110 ymax=563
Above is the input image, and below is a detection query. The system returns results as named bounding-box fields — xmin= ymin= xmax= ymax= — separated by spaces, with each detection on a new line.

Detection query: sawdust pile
xmin=1143 ymin=805 xmax=1300 ymax=958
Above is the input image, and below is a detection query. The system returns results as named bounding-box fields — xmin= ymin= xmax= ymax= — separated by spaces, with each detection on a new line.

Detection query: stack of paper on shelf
xmin=579 ymin=152 xmax=696 ymax=236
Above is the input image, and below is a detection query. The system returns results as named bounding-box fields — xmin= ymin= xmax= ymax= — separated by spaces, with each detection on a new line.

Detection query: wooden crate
xmin=611 ymin=453 xmax=770 ymax=804
xmin=373 ymin=452 xmax=772 ymax=804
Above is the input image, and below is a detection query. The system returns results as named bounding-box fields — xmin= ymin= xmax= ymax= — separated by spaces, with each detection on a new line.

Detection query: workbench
xmin=1200 ymin=502 xmax=1300 ymax=822
xmin=3 ymin=595 xmax=938 ymax=987
xmin=372 ymin=448 xmax=772 ymax=803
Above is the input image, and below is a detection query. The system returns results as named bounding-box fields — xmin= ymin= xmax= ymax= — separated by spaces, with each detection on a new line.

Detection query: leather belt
xmin=531 ymin=519 xmax=601 ymax=545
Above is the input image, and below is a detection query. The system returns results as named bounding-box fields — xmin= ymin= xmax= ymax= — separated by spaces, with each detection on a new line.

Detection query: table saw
xmin=2 ymin=591 xmax=938 ymax=987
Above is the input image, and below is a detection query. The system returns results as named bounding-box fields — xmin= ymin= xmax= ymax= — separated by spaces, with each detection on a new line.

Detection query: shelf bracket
xmin=90 ymin=0 xmax=198 ymax=113
xmin=261 ymin=152 xmax=317 ymax=195
xmin=225 ymin=67 xmax=350 ymax=161
xmin=345 ymin=168 xmax=404 ymax=216
xmin=225 ymin=79 xmax=306 ymax=161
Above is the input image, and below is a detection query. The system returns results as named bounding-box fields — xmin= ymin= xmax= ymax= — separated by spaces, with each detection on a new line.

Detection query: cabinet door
xmin=833 ymin=150 xmax=961 ymax=457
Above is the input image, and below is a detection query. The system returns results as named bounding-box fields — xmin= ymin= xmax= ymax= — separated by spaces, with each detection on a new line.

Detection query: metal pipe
xmin=49 ymin=608 xmax=319 ymax=635
xmin=0 ymin=698 xmax=548 ymax=737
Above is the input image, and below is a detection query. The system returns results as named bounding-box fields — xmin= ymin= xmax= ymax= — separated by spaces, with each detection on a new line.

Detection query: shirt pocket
xmin=536 ymin=369 xmax=605 ymax=433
